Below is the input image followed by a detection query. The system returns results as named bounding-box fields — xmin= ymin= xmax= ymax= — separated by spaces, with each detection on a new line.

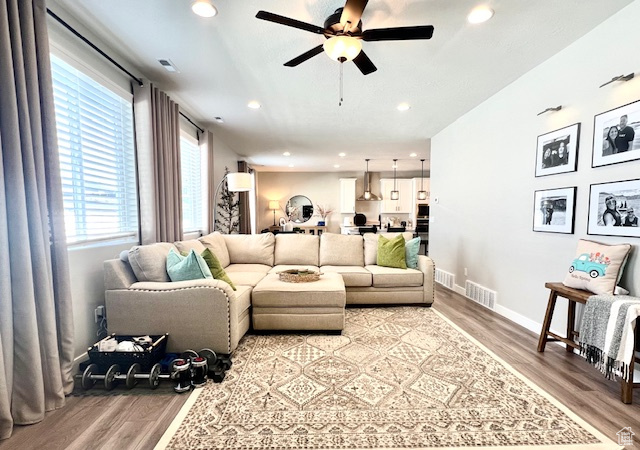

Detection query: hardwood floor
xmin=435 ymin=286 xmax=640 ymax=449
xmin=1 ymin=285 xmax=638 ymax=449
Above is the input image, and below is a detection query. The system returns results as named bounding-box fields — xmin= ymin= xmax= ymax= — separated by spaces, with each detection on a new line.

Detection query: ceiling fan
xmin=256 ymin=0 xmax=434 ymax=75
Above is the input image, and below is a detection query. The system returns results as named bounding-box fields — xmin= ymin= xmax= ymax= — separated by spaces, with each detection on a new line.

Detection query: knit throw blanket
xmin=578 ymin=294 xmax=640 ymax=381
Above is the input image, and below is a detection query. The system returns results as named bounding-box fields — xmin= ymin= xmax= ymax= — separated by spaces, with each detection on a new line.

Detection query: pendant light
xmin=364 ymin=159 xmax=372 ymax=200
xmin=417 ymin=158 xmax=427 ymax=200
xmin=390 ymin=159 xmax=399 ymax=200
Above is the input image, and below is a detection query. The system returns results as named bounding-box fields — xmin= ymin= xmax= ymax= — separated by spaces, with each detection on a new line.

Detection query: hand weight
xmin=80 ymin=363 xmax=120 ymax=390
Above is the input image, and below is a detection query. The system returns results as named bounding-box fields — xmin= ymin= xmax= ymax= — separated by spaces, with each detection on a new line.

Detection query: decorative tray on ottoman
xmin=278 ymin=269 xmax=322 ymax=283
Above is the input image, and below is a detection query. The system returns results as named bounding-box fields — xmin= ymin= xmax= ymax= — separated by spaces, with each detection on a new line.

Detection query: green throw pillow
xmin=405 ymin=237 xmax=421 ymax=269
xmin=377 ymin=235 xmax=407 ymax=269
xmin=166 ymin=248 xmax=213 ymax=282
xmin=201 ymin=248 xmax=237 ymax=290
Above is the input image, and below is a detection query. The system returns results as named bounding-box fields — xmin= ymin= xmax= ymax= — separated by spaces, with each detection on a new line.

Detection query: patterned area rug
xmin=156 ymin=307 xmax=618 ymax=449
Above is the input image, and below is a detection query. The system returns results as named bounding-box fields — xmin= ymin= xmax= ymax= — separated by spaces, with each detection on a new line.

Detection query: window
xmin=50 ymin=54 xmax=138 ymax=244
xmin=180 ymin=132 xmax=203 ymax=233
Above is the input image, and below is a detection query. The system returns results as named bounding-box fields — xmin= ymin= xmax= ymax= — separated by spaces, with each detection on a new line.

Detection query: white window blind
xmin=50 ymin=54 xmax=138 ymax=244
xmin=180 ymin=134 xmax=203 ymax=233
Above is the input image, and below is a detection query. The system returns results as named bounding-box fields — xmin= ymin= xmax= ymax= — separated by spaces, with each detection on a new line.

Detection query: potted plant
xmin=315 ymin=204 xmax=334 ymax=226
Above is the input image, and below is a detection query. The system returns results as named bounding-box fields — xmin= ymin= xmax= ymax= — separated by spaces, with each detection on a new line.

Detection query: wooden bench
xmin=537 ymin=282 xmax=639 ymax=404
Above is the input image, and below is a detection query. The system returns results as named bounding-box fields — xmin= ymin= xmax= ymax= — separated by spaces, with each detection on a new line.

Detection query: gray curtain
xmin=133 ymin=82 xmax=183 ymax=244
xmin=237 ymin=161 xmax=251 ymax=234
xmin=0 ymin=0 xmax=75 ymax=439
xmin=201 ymin=130 xmax=215 ymax=234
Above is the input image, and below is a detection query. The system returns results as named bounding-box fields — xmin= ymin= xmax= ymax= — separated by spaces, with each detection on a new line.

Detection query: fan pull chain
xmin=339 ymin=61 xmax=344 ymax=106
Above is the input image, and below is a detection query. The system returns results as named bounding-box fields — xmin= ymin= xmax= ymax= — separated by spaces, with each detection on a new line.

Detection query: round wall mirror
xmin=286 ymin=195 xmax=313 ymax=223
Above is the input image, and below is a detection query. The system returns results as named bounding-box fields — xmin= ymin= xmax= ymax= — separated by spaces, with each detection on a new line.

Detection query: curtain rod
xmin=46 ymin=8 xmax=143 ymax=87
xmin=47 ymin=8 xmax=205 ymax=135
xmin=179 ymin=111 xmax=204 ymax=134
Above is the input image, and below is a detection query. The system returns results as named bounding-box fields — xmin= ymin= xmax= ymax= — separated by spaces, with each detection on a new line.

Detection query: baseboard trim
xmin=450 ymin=283 xmax=567 ymax=349
xmin=453 ymin=283 xmax=465 ymax=296
xmin=73 ymin=352 xmax=88 ymax=374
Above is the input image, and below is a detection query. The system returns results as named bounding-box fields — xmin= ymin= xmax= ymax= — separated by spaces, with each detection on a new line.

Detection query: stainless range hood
xmin=357 ymin=160 xmax=381 ymax=201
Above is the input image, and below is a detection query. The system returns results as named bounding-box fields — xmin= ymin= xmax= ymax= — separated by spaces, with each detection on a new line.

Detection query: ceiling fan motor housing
xmin=324 ymin=8 xmax=362 ymax=35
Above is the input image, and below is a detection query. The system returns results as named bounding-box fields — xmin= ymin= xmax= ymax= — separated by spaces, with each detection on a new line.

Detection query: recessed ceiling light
xmin=409 ymin=153 xmax=417 ymax=157
xmin=282 ymin=151 xmax=291 ymax=156
xmin=467 ymin=6 xmax=494 ymax=24
xmin=397 ymin=103 xmax=411 ymax=111
xmin=334 ymin=164 xmax=340 ymax=168
xmin=247 ymin=101 xmax=261 ymax=109
xmin=288 ymin=164 xmax=294 ymax=168
xmin=338 ymin=152 xmax=346 ymax=157
xmin=191 ymin=0 xmax=217 ymax=18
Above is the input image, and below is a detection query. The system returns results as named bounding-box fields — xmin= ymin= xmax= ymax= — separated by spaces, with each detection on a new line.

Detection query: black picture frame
xmin=532 ymin=187 xmax=576 ymax=234
xmin=535 ymin=123 xmax=580 ymax=177
xmin=587 ymin=178 xmax=640 ymax=237
xmin=592 ymin=99 xmax=640 ymax=168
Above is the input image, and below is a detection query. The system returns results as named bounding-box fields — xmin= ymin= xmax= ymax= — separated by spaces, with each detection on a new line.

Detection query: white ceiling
xmin=50 ymin=0 xmax=633 ymax=173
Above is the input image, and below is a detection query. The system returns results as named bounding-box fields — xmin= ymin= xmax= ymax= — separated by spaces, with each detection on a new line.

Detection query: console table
xmin=538 ymin=282 xmax=639 ymax=403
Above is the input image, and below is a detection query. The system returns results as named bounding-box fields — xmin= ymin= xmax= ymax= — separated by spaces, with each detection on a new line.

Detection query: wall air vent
xmin=435 ymin=269 xmax=455 ymax=289
xmin=158 ymin=59 xmax=179 ymax=73
xmin=464 ymin=280 xmax=496 ymax=310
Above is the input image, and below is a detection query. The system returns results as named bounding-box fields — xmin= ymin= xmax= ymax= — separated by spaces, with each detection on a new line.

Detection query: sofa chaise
xmin=103 ymin=232 xmax=435 ymax=355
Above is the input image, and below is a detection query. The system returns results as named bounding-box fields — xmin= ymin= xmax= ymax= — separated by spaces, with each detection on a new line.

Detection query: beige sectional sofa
xmin=103 ymin=231 xmax=435 ymax=355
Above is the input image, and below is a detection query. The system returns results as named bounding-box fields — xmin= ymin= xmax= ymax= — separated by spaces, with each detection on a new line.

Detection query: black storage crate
xmin=87 ymin=333 xmax=168 ymax=372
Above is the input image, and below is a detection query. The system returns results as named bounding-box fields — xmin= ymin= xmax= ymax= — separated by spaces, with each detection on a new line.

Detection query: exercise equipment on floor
xmin=76 ymin=344 xmax=233 ymax=392
xmin=79 ymin=358 xmax=192 ymax=393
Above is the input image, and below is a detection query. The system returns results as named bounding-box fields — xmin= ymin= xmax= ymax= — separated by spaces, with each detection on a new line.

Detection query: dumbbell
xmin=80 ymin=363 xmax=120 ymax=390
xmin=180 ymin=349 xmax=208 ymax=387
xmin=79 ymin=360 xmax=192 ymax=393
xmin=111 ymin=362 xmax=186 ymax=391
xmin=199 ymin=348 xmax=226 ymax=383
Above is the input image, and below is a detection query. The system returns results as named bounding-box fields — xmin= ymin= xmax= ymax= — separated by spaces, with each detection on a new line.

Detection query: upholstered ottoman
xmin=252 ymin=272 xmax=346 ymax=331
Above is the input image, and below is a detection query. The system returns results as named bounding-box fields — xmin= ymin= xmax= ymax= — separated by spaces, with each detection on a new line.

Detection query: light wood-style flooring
xmin=1 ymin=285 xmax=638 ymax=449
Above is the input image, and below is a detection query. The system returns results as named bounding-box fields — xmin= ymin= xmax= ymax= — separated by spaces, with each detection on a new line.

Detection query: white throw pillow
xmin=562 ymin=239 xmax=631 ymax=295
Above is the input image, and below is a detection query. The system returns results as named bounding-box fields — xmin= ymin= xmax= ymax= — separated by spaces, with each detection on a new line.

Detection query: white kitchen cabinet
xmin=339 ymin=178 xmax=357 ymax=213
xmin=379 ymin=178 xmax=412 ymax=213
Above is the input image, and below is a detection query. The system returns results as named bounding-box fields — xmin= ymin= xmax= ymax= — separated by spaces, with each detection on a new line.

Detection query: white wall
xmin=430 ymin=1 xmax=640 ymax=333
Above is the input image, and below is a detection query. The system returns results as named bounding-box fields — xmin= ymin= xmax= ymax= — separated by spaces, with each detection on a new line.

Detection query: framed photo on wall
xmin=592 ymin=99 xmax=640 ymax=168
xmin=588 ymin=178 xmax=640 ymax=237
xmin=535 ymin=123 xmax=580 ymax=177
xmin=533 ymin=187 xmax=576 ymax=234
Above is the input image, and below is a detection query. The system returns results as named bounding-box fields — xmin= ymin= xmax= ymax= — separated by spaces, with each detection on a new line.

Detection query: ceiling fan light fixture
xmin=191 ymin=0 xmax=217 ymax=18
xmin=323 ymin=35 xmax=362 ymax=62
xmin=467 ymin=6 xmax=494 ymax=24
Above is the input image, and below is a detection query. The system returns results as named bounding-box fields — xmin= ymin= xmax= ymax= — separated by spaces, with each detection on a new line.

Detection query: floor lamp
xmin=213 ymin=172 xmax=252 ymax=231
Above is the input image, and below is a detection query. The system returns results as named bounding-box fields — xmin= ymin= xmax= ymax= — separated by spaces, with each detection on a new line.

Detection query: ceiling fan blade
xmin=340 ymin=0 xmax=369 ymax=31
xmin=362 ymin=25 xmax=434 ymax=41
xmin=256 ymin=11 xmax=326 ymax=35
xmin=353 ymin=50 xmax=377 ymax=75
xmin=284 ymin=45 xmax=325 ymax=67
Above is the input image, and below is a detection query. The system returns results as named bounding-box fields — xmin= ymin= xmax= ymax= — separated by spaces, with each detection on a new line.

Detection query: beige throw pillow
xmin=562 ymin=239 xmax=631 ymax=295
